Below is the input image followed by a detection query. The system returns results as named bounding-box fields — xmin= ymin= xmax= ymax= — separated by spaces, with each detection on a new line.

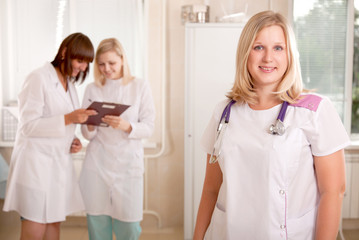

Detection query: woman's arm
xmin=64 ymin=109 xmax=97 ymax=125
xmin=126 ymin=80 xmax=155 ymax=139
xmin=193 ymin=154 xmax=223 ymax=240
xmin=314 ymin=149 xmax=346 ymax=240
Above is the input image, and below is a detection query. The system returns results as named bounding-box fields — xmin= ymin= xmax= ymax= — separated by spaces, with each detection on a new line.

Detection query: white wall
xmin=0 ymin=0 xmax=310 ymax=232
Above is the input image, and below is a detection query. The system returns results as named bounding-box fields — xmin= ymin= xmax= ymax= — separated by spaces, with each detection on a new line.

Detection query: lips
xmin=259 ymin=66 xmax=275 ymax=72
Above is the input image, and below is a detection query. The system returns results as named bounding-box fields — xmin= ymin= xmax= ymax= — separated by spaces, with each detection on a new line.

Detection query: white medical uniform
xmin=201 ymin=94 xmax=350 ymax=240
xmin=79 ymin=78 xmax=155 ymax=222
xmin=3 ymin=62 xmax=84 ymax=223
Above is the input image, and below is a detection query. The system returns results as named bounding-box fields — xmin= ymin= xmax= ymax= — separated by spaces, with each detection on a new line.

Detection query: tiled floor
xmin=0 ymin=206 xmax=358 ymax=240
xmin=0 ymin=215 xmax=183 ymax=240
xmin=337 ymin=229 xmax=359 ymax=240
xmin=1 ymin=218 xmax=358 ymax=240
xmin=0 ymin=197 xmax=184 ymax=240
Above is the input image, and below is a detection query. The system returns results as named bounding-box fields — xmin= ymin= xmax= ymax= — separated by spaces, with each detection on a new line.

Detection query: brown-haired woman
xmin=3 ymin=32 xmax=97 ymax=240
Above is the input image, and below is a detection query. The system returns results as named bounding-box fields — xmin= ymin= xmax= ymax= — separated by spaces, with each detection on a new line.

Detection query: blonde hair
xmin=93 ymin=38 xmax=134 ymax=86
xmin=227 ymin=10 xmax=304 ymax=104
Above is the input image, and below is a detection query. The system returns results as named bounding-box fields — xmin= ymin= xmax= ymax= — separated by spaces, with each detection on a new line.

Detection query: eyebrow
xmin=253 ymin=41 xmax=286 ymax=45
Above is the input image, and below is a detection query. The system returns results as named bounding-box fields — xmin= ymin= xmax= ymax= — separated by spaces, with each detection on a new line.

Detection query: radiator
xmin=343 ymin=150 xmax=359 ymax=218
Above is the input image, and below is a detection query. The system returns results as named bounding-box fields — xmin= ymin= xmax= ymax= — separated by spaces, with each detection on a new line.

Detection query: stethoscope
xmin=209 ymin=99 xmax=289 ymax=164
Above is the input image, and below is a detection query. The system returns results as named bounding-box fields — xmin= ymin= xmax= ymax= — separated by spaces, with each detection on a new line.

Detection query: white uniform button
xmin=279 ymin=190 xmax=285 ymax=195
xmin=280 ymin=225 xmax=286 ymax=229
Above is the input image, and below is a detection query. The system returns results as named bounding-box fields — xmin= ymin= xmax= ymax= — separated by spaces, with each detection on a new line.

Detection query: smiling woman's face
xmin=247 ymin=25 xmax=288 ymax=90
xmin=97 ymin=50 xmax=123 ymax=80
xmin=70 ymin=59 xmax=88 ymax=77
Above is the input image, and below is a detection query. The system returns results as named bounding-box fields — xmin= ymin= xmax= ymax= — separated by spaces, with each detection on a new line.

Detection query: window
xmin=352 ymin=0 xmax=359 ymax=133
xmin=0 ymin=0 xmax=144 ymax=106
xmin=292 ymin=0 xmax=349 ymax=127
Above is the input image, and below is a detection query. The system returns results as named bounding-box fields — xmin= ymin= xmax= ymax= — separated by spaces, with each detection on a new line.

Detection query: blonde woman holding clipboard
xmin=80 ymin=38 xmax=155 ymax=240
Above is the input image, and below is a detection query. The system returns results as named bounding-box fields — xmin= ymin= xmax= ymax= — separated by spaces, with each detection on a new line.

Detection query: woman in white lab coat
xmin=80 ymin=38 xmax=155 ymax=240
xmin=193 ymin=11 xmax=350 ymax=240
xmin=3 ymin=32 xmax=96 ymax=240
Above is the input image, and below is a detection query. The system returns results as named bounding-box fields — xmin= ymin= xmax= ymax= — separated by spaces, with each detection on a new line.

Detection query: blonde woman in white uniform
xmin=80 ymin=38 xmax=155 ymax=240
xmin=3 ymin=32 xmax=97 ymax=240
xmin=193 ymin=11 xmax=350 ymax=240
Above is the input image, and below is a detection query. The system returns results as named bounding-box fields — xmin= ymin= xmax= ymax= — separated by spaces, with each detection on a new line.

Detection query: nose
xmin=81 ymin=62 xmax=88 ymax=71
xmin=263 ymin=49 xmax=273 ymax=62
xmin=104 ymin=64 xmax=110 ymax=72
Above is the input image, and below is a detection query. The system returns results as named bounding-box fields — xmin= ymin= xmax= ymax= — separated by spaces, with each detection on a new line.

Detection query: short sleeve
xmin=200 ymin=100 xmax=227 ymax=154
xmin=303 ymin=96 xmax=350 ymax=156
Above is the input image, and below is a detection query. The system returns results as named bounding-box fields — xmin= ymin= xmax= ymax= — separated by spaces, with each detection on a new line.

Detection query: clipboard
xmin=83 ymin=101 xmax=130 ymax=127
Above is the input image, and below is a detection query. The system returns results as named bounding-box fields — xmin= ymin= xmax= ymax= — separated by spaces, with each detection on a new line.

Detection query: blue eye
xmin=275 ymin=46 xmax=284 ymax=51
xmin=254 ymin=45 xmax=263 ymax=50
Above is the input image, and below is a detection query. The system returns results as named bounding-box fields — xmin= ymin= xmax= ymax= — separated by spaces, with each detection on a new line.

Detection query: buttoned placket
xmin=279 ymin=188 xmax=287 ymax=239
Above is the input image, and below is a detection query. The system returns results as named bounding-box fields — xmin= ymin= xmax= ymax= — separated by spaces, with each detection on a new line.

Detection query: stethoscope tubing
xmin=277 ymin=101 xmax=288 ymax=122
xmin=219 ymin=99 xmax=236 ymax=126
xmin=210 ymin=99 xmax=289 ymax=164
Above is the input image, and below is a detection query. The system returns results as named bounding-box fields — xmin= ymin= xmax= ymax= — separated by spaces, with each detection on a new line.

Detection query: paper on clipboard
xmin=83 ymin=101 xmax=130 ymax=127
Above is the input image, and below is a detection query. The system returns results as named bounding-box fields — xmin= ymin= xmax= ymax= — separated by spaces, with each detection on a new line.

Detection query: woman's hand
xmin=64 ymin=109 xmax=97 ymax=125
xmin=102 ymin=115 xmax=132 ymax=133
xmin=70 ymin=138 xmax=82 ymax=153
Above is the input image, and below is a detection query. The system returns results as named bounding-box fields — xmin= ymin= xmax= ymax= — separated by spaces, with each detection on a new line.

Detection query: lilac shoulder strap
xmin=289 ymin=94 xmax=322 ymax=112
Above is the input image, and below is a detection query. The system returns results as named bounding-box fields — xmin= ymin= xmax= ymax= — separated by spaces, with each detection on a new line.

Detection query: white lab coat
xmin=3 ymin=62 xmax=84 ymax=223
xmin=79 ymin=78 xmax=155 ymax=222
xmin=201 ymin=94 xmax=350 ymax=240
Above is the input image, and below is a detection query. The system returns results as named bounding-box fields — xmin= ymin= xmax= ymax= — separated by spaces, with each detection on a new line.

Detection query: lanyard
xmin=209 ymin=100 xmax=289 ymax=164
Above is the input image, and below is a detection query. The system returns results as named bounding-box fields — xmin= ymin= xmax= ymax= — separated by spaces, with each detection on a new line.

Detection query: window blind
xmin=293 ymin=0 xmax=348 ymax=119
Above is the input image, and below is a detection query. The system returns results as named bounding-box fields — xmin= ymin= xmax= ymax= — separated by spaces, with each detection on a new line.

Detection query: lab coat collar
xmin=68 ymin=80 xmax=80 ymax=109
xmin=45 ymin=62 xmax=80 ymax=110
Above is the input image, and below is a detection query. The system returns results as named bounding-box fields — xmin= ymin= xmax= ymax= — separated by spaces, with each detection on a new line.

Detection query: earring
xmin=61 ymin=56 xmax=64 ymax=60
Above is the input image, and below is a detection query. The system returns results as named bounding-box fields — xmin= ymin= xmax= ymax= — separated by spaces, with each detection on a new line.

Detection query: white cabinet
xmin=184 ymin=23 xmax=244 ymax=239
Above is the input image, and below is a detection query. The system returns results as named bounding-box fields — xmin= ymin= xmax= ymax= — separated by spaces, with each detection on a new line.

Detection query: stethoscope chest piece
xmin=268 ymin=101 xmax=288 ymax=136
xmin=269 ymin=119 xmax=285 ymax=136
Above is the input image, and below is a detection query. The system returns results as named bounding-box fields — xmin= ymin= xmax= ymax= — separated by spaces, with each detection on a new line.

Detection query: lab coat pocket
xmin=204 ymin=203 xmax=227 ymax=240
xmin=18 ymin=147 xmax=52 ymax=189
xmin=286 ymin=207 xmax=317 ymax=240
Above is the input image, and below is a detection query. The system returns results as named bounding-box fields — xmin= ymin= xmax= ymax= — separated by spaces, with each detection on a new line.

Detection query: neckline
xmin=54 ymin=66 xmax=68 ymax=91
xmin=246 ymin=102 xmax=282 ymax=112
xmin=106 ymin=78 xmax=123 ymax=83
